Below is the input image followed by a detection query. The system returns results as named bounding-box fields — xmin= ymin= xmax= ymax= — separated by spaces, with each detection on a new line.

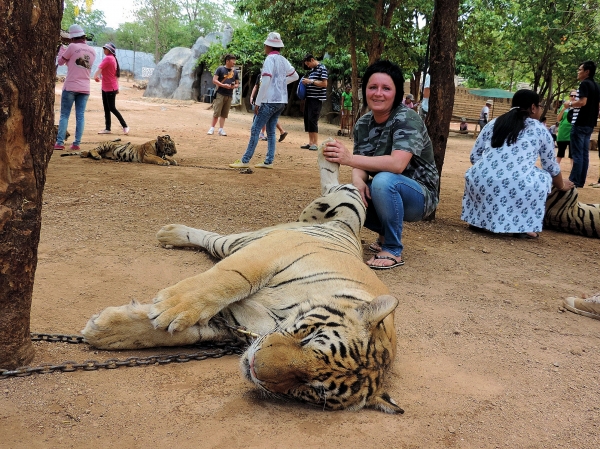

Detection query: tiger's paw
xmin=82 ymin=300 xmax=202 ymax=349
xmin=156 ymin=224 xmax=194 ymax=247
xmin=148 ymin=282 xmax=219 ymax=332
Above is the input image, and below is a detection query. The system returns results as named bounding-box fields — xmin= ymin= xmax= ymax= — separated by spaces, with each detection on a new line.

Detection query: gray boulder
xmin=144 ymin=47 xmax=192 ymax=99
xmin=145 ymin=25 xmax=235 ymax=100
xmin=172 ymin=37 xmax=211 ymax=100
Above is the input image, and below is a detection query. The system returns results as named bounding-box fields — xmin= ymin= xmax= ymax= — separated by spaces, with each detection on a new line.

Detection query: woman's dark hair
xmin=491 ymin=89 xmax=539 ymax=148
xmin=115 ymin=57 xmax=121 ymax=78
xmin=361 ymin=60 xmax=404 ymax=110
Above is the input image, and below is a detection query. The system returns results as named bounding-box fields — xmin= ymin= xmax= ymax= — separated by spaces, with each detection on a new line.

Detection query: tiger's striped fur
xmin=544 ymin=187 xmax=599 ymax=238
xmin=82 ymin=140 xmax=403 ymax=413
xmin=62 ymin=135 xmax=177 ymax=165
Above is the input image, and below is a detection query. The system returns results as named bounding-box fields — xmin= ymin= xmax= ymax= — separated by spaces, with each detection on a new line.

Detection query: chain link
xmin=0 ymin=333 xmax=250 ymax=380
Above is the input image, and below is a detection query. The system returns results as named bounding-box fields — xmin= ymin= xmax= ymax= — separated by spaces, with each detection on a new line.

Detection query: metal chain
xmin=0 ymin=331 xmax=252 ymax=380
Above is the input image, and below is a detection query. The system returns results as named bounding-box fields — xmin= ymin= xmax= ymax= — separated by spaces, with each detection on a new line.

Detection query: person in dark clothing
xmin=567 ymin=60 xmax=600 ymax=187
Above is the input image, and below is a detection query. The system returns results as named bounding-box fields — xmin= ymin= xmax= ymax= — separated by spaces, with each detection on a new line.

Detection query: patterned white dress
xmin=461 ymin=118 xmax=561 ymax=233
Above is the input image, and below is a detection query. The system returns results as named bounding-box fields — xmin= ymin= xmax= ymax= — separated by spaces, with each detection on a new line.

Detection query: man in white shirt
xmin=478 ymin=99 xmax=493 ymax=130
xmin=229 ymin=32 xmax=298 ymax=169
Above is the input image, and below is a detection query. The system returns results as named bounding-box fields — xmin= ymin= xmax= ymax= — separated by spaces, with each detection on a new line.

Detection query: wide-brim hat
xmin=264 ymin=32 xmax=284 ymax=48
xmin=486 ymin=99 xmax=493 ymax=105
xmin=103 ymin=42 xmax=117 ymax=55
xmin=69 ymin=24 xmax=85 ymax=39
xmin=406 ymin=94 xmax=414 ymax=100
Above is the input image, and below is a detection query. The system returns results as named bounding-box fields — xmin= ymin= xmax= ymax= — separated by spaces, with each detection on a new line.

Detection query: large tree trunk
xmin=425 ymin=0 xmax=460 ymax=218
xmin=0 ymin=0 xmax=62 ymax=368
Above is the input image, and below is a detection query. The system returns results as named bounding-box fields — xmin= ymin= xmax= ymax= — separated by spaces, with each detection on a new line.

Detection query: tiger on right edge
xmin=544 ymin=187 xmax=599 ymax=238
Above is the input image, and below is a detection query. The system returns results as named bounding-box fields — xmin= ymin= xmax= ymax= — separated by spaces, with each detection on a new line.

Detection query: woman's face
xmin=365 ymin=73 xmax=396 ymax=117
xmin=530 ymin=103 xmax=542 ymax=120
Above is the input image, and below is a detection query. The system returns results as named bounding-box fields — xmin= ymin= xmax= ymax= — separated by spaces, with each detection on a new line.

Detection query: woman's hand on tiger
xmin=324 ymin=139 xmax=352 ymax=166
xmin=352 ymin=178 xmax=371 ymax=207
xmin=561 ymin=178 xmax=575 ymax=191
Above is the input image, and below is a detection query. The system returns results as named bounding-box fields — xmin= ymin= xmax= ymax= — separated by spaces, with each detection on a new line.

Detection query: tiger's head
xmin=241 ymin=295 xmax=403 ymax=414
xmin=155 ymin=135 xmax=177 ymax=157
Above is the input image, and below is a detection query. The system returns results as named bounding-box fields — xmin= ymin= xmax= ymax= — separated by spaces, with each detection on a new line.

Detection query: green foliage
xmin=457 ymin=0 xmax=600 ymax=102
xmin=62 ymin=0 xmax=107 ymax=43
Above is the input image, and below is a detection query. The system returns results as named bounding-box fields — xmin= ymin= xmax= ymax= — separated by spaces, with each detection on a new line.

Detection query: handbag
xmin=297 ymin=77 xmax=307 ymax=100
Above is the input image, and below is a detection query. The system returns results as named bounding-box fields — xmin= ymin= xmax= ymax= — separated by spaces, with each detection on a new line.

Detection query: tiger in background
xmin=61 ymin=135 xmax=177 ymax=166
xmin=53 ymin=125 xmax=69 ymax=142
xmin=82 ymin=140 xmax=403 ymax=414
xmin=544 ymin=187 xmax=599 ymax=238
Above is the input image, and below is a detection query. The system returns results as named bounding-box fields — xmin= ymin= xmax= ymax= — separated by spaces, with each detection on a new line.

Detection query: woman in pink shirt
xmin=94 ymin=43 xmax=129 ymax=135
xmin=54 ymin=24 xmax=97 ymax=150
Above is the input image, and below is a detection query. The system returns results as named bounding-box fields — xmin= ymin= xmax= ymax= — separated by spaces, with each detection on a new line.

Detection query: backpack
xmin=297 ymin=77 xmax=307 ymax=100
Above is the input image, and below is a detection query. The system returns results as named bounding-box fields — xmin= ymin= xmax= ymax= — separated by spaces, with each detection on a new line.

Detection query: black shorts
xmin=556 ymin=140 xmax=571 ymax=159
xmin=304 ymin=97 xmax=323 ymax=133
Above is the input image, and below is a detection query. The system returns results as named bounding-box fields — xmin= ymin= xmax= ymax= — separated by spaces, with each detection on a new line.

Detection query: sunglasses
xmin=570 ymin=95 xmax=576 ymax=97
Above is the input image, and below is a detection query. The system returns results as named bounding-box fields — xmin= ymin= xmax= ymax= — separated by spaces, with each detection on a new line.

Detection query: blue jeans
xmin=569 ymin=124 xmax=593 ymax=187
xmin=364 ymin=172 xmax=426 ymax=258
xmin=241 ymin=103 xmax=285 ymax=165
xmin=57 ymin=90 xmax=89 ymax=146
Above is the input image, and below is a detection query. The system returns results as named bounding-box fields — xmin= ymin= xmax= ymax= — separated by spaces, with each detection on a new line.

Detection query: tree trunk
xmin=0 ymin=0 xmax=62 ymax=368
xmin=365 ymin=0 xmax=399 ymax=65
xmin=425 ymin=0 xmax=460 ymax=219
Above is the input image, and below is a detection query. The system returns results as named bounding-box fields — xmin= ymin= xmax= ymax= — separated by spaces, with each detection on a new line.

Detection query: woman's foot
xmin=513 ymin=232 xmax=539 ymax=239
xmin=366 ymin=251 xmax=405 ymax=270
xmin=368 ymin=240 xmax=383 ymax=253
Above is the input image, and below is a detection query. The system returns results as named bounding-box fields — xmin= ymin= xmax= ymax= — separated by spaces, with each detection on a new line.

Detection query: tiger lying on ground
xmin=61 ymin=135 xmax=177 ymax=165
xmin=82 ymin=141 xmax=403 ymax=414
xmin=544 ymin=187 xmax=600 ymax=238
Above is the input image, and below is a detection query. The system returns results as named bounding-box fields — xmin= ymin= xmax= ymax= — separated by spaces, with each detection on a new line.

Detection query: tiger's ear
xmin=366 ymin=391 xmax=404 ymax=414
xmin=359 ymin=295 xmax=398 ymax=328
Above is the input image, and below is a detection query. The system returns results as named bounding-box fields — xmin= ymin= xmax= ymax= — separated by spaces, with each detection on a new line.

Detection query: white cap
xmin=69 ymin=24 xmax=85 ymax=39
xmin=264 ymin=32 xmax=284 ymax=48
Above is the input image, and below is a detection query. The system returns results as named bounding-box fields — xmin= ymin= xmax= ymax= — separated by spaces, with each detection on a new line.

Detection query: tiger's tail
xmin=60 ymin=152 xmax=82 ymax=157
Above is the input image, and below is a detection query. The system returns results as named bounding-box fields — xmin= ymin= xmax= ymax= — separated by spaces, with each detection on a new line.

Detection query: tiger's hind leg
xmin=298 ymin=139 xmax=366 ymax=235
xmin=317 ymin=138 xmax=340 ymax=194
xmin=157 ymin=224 xmax=279 ymax=259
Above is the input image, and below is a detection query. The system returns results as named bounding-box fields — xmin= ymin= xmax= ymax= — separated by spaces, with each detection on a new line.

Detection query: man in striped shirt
xmin=301 ymin=54 xmax=328 ymax=151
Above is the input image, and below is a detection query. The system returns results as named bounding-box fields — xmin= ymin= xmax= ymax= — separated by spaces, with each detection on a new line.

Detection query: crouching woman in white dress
xmin=461 ymin=89 xmax=574 ymax=238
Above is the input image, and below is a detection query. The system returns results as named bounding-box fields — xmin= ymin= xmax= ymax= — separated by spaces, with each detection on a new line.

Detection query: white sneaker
xmin=98 ymin=129 xmax=111 ymax=134
xmin=123 ymin=127 xmax=130 ymax=135
xmin=229 ymin=160 xmax=249 ymax=168
xmin=207 ymin=127 xmax=214 ymax=135
xmin=255 ymin=162 xmax=273 ymax=169
xmin=218 ymin=128 xmax=227 ymax=136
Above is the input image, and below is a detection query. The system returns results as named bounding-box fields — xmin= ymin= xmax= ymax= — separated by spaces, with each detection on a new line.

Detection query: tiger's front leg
xmin=149 ymin=237 xmax=280 ymax=332
xmin=141 ymin=154 xmax=170 ymax=165
xmin=163 ymin=156 xmax=178 ymax=166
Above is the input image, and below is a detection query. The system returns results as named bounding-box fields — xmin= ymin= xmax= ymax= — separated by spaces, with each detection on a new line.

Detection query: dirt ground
xmin=1 ymin=81 xmax=599 ymax=449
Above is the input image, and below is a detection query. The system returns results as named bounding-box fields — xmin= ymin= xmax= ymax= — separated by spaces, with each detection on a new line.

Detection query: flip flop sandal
xmin=368 ymin=241 xmax=383 ymax=253
xmin=278 ymin=132 xmax=288 ymax=142
xmin=368 ymin=255 xmax=405 ymax=270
